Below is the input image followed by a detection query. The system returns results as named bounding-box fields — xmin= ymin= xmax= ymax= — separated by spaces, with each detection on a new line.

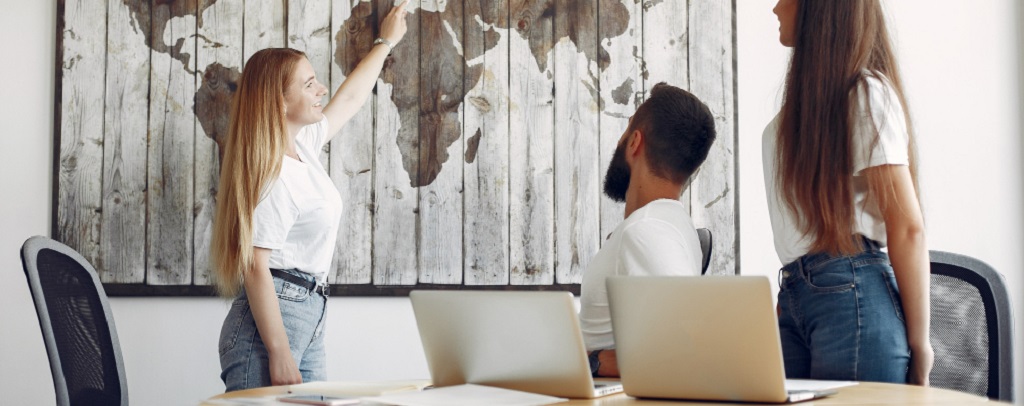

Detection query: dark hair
xmin=629 ymin=82 xmax=716 ymax=184
xmin=777 ymin=0 xmax=917 ymax=255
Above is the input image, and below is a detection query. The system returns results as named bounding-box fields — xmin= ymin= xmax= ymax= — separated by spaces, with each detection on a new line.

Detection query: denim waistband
xmin=781 ymin=236 xmax=884 ymax=277
xmin=270 ymin=268 xmax=329 ymax=296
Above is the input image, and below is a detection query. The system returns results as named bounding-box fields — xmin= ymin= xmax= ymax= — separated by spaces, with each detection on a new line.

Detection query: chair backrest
xmin=696 ymin=228 xmax=712 ymax=275
xmin=928 ymin=250 xmax=1013 ymax=402
xmin=20 ymin=236 xmax=128 ymax=406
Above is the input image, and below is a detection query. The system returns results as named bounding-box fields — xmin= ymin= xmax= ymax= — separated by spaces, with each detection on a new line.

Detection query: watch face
xmin=588 ymin=351 xmax=601 ymax=376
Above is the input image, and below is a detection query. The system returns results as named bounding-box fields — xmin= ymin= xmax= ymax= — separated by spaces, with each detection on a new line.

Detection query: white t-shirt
xmin=579 ymin=199 xmax=702 ymax=351
xmin=762 ymin=73 xmax=910 ymax=265
xmin=252 ymin=116 xmax=343 ymax=282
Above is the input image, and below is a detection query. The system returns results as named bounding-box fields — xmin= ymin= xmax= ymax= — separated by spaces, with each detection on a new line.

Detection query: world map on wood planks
xmin=125 ymin=0 xmax=629 ymax=186
xmin=56 ymin=0 xmax=736 ymax=294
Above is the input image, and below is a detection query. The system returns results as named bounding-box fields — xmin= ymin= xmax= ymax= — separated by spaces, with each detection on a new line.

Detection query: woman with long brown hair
xmin=212 ymin=1 xmax=409 ymax=391
xmin=766 ymin=0 xmax=933 ymax=384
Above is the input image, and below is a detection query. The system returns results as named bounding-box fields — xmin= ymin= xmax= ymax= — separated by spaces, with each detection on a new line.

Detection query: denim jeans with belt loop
xmin=219 ymin=268 xmax=329 ymax=391
xmin=777 ymin=237 xmax=910 ymax=383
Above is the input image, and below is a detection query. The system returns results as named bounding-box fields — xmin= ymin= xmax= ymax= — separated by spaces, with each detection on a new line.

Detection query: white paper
xmin=362 ymin=384 xmax=567 ymax=406
xmin=288 ymin=380 xmax=432 ymax=397
xmin=784 ymin=379 xmax=859 ymax=392
xmin=202 ymin=395 xmax=285 ymax=405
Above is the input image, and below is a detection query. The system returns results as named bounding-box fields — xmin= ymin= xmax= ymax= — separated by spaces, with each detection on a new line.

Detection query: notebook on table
xmin=607 ymin=276 xmax=852 ymax=403
xmin=409 ymin=290 xmax=624 ymax=399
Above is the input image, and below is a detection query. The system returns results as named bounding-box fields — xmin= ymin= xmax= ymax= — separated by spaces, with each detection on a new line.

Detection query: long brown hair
xmin=777 ymin=0 xmax=917 ymax=255
xmin=210 ymin=48 xmax=305 ymax=297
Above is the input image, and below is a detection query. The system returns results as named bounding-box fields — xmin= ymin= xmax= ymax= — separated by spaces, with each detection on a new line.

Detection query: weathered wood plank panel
xmin=57 ymin=0 xmax=106 ymax=269
xmin=146 ymin=0 xmax=198 ymax=285
xmin=688 ymin=0 xmax=736 ymax=275
xmin=194 ymin=0 xmax=243 ymax=285
xmin=58 ymin=0 xmax=734 ymax=294
xmin=373 ymin=0 xmax=421 ymax=285
xmin=643 ymin=0 xmax=690 ymax=212
xmin=99 ymin=0 xmax=147 ymax=283
xmin=597 ymin=0 xmax=640 ymax=243
xmin=288 ymin=0 xmax=333 ymax=171
xmin=242 ymin=0 xmax=286 ymax=61
xmin=553 ymin=0 xmax=600 ymax=284
xmin=509 ymin=0 xmax=555 ymax=285
xmin=329 ymin=0 xmax=377 ymax=284
xmin=417 ymin=0 xmax=465 ymax=284
xmin=463 ymin=0 xmax=511 ymax=285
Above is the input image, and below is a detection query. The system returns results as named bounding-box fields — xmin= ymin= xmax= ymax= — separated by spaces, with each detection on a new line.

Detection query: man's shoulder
xmin=622 ymin=199 xmax=695 ymax=232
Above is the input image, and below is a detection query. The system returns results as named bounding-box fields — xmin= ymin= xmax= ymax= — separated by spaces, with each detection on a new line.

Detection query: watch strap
xmin=588 ymin=349 xmax=603 ymax=377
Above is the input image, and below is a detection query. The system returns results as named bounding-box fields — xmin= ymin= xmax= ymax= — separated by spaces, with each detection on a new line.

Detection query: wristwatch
xmin=373 ymin=37 xmax=394 ymax=54
xmin=588 ymin=349 xmax=603 ymax=377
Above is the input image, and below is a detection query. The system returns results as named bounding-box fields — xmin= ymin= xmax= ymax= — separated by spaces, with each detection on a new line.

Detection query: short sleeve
xmin=252 ymin=179 xmax=299 ymax=249
xmin=296 ymin=114 xmax=330 ymax=151
xmin=617 ymin=219 xmax=699 ymax=277
xmin=852 ymin=75 xmax=910 ymax=175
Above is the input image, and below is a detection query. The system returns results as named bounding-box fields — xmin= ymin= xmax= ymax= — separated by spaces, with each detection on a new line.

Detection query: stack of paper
xmin=363 ymin=384 xmax=567 ymax=406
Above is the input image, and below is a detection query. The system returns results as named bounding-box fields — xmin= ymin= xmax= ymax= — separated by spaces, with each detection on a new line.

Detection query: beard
xmin=603 ymin=142 xmax=631 ymax=203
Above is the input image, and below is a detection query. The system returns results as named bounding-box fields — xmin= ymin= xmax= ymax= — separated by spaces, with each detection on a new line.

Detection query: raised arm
xmin=323 ymin=0 xmax=410 ymax=140
xmin=244 ymin=247 xmax=302 ymax=386
xmin=866 ymin=164 xmax=933 ymax=385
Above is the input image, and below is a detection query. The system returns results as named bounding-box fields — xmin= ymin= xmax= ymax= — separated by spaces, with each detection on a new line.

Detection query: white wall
xmin=2 ymin=1 xmax=1021 ymax=405
xmin=738 ymin=0 xmax=1023 ymax=401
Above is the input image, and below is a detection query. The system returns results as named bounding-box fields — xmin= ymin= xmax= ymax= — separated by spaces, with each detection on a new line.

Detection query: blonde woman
xmin=766 ymin=0 xmax=932 ymax=384
xmin=212 ymin=1 xmax=409 ymax=391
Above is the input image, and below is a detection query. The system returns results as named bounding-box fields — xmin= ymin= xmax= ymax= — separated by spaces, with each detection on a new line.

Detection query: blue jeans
xmin=219 ymin=269 xmax=328 ymax=391
xmin=777 ymin=242 xmax=910 ymax=383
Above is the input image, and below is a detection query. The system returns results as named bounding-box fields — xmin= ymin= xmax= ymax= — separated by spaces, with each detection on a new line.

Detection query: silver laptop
xmin=607 ymin=276 xmax=839 ymax=403
xmin=409 ymin=290 xmax=624 ymax=399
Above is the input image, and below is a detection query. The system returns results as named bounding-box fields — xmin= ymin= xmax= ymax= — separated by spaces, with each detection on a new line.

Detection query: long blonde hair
xmin=211 ymin=48 xmax=306 ymax=297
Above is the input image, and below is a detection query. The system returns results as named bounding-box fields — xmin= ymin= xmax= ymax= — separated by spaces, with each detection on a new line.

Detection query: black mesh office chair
xmin=928 ymin=250 xmax=1013 ymax=402
xmin=696 ymin=228 xmax=712 ymax=275
xmin=20 ymin=236 xmax=128 ymax=406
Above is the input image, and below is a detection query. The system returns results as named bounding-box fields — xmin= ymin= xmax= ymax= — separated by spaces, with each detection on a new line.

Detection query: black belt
xmin=269 ymin=269 xmax=329 ymax=296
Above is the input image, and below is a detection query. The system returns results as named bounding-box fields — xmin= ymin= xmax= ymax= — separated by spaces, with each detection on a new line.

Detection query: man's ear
xmin=627 ymin=130 xmax=643 ymax=157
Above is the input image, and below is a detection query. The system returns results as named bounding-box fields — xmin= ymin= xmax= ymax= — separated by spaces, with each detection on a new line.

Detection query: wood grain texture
xmin=509 ymin=0 xmax=555 ymax=285
xmin=597 ymin=0 xmax=639 ymax=245
xmin=687 ymin=0 xmax=736 ymax=275
xmin=643 ymin=0 xmax=690 ymax=213
xmin=417 ymin=0 xmax=465 ymax=284
xmin=146 ymin=0 xmax=197 ymax=285
xmin=99 ymin=0 xmax=148 ymax=283
xmin=373 ymin=0 xmax=421 ymax=285
xmin=242 ymin=0 xmax=285 ymax=61
xmin=329 ymin=0 xmax=377 ymax=284
xmin=194 ymin=0 xmax=243 ymax=285
xmin=57 ymin=0 xmax=106 ymax=269
xmin=463 ymin=0 xmax=511 ymax=285
xmin=288 ymin=0 xmax=333 ymax=171
xmin=56 ymin=0 xmax=734 ymax=293
xmin=553 ymin=0 xmax=600 ymax=284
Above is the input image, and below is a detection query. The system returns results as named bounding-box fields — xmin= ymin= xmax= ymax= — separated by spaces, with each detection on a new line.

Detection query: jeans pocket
xmin=219 ymin=298 xmax=250 ymax=355
xmin=275 ymin=278 xmax=309 ymax=302
xmin=881 ymin=268 xmax=906 ymax=323
xmin=804 ymin=259 xmax=856 ymax=293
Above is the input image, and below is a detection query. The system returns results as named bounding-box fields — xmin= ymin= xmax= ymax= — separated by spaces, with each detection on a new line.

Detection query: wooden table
xmin=204 ymin=382 xmax=1003 ymax=405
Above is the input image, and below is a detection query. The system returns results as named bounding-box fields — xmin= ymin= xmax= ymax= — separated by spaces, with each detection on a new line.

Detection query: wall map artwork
xmin=55 ymin=0 xmax=736 ymax=295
